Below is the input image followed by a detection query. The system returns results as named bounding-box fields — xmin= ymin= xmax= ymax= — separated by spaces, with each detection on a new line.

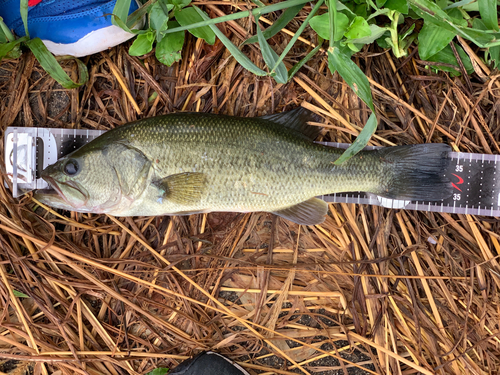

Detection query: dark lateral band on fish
xmin=34 ymin=108 xmax=452 ymax=225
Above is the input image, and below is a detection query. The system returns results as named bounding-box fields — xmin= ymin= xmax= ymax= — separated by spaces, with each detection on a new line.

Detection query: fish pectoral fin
xmin=272 ymin=198 xmax=328 ymax=225
xmin=153 ymin=172 xmax=207 ymax=205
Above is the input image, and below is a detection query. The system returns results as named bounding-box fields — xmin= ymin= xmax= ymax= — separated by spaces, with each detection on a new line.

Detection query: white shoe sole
xmin=42 ymin=23 xmax=140 ymax=57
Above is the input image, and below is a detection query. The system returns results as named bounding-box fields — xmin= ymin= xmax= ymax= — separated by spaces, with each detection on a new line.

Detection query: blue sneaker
xmin=0 ymin=0 xmax=143 ymax=57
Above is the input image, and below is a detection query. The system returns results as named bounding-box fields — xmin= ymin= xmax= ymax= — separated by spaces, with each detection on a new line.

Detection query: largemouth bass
xmin=35 ymin=108 xmax=451 ymax=225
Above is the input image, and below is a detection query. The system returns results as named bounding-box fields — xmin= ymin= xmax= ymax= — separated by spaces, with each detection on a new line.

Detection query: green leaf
xmin=354 ymin=3 xmax=368 ymax=19
xmin=384 ymin=0 xmax=409 ymax=14
xmin=129 ymin=31 xmax=155 ymax=56
xmin=310 ymin=13 xmax=349 ymax=41
xmin=20 ymin=0 xmax=29 ymax=37
xmin=400 ymin=23 xmax=415 ymax=40
xmin=145 ymin=368 xmax=169 ymax=375
xmin=472 ymin=17 xmax=488 ymax=30
xmin=334 ymin=113 xmax=378 ymax=165
xmin=156 ymin=21 xmax=185 ymax=66
xmin=175 ymin=7 xmax=216 ymax=45
xmin=254 ymin=15 xmax=288 ymax=83
xmin=150 ymin=2 xmax=171 ymax=42
xmin=0 ymin=17 xmax=16 ymax=42
xmin=327 ymin=46 xmax=374 ymax=111
xmin=128 ymin=0 xmax=154 ymax=29
xmin=418 ymin=22 xmax=456 ymax=60
xmin=345 ymin=24 xmax=387 ymax=44
xmin=0 ymin=37 xmax=27 ymax=62
xmin=426 ymin=43 xmax=474 ymax=76
xmin=488 ymin=46 xmax=500 ymax=68
xmin=327 ymin=0 xmax=337 ymax=44
xmin=112 ymin=0 xmax=132 ymax=27
xmin=242 ymin=4 xmax=303 ymax=45
xmin=409 ymin=0 xmax=499 ymax=47
xmin=376 ymin=37 xmax=391 ymax=48
xmin=478 ymin=0 xmax=499 ymax=31
xmin=310 ymin=14 xmax=329 ymax=40
xmin=446 ymin=8 xmax=468 ymax=27
xmin=192 ymin=6 xmax=267 ymax=77
xmin=25 ymin=38 xmax=88 ymax=88
xmin=13 ymin=290 xmax=30 ymax=298
xmin=443 ymin=0 xmax=475 ymax=9
xmin=477 ymin=17 xmax=500 ymax=67
xmin=346 ymin=42 xmax=362 ymax=52
xmin=462 ymin=1 xmax=480 ymax=11
xmin=344 ymin=16 xmax=372 ymax=39
xmin=0 ymin=28 xmax=7 ymax=44
xmin=111 ymin=0 xmax=150 ymax=32
xmin=169 ymin=0 xmax=192 ymax=9
xmin=336 ymin=1 xmax=357 ymax=16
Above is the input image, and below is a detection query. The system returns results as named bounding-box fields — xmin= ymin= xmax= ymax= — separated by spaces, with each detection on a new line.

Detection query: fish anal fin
xmin=272 ymin=198 xmax=327 ymax=225
xmin=153 ymin=172 xmax=207 ymax=205
xmin=259 ymin=107 xmax=322 ymax=141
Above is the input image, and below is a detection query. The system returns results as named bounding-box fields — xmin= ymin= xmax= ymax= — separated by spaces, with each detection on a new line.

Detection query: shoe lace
xmin=28 ymin=0 xmax=43 ymax=6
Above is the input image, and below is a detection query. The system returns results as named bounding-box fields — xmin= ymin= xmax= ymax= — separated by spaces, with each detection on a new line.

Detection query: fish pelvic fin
xmin=375 ymin=144 xmax=452 ymax=201
xmin=153 ymin=172 xmax=207 ymax=205
xmin=272 ymin=197 xmax=328 ymax=225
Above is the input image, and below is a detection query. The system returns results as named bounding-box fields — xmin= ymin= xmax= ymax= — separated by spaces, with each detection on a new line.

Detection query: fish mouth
xmin=41 ymin=175 xmax=89 ymax=209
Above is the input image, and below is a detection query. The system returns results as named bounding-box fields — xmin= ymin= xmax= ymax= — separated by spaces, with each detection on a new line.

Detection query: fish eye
xmin=63 ymin=159 xmax=79 ymax=176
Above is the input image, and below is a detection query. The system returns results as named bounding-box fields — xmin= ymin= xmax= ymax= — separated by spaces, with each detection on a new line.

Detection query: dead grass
xmin=0 ymin=3 xmax=500 ymax=375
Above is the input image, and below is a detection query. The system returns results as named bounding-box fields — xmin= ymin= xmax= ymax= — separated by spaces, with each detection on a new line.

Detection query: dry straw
xmin=0 ymin=3 xmax=499 ymax=375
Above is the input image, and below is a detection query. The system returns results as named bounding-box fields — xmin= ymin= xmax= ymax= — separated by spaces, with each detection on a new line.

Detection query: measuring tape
xmin=4 ymin=127 xmax=105 ymax=197
xmin=4 ymin=127 xmax=500 ymax=217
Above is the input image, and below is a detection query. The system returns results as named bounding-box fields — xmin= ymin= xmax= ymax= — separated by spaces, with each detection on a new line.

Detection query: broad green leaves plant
xmin=310 ymin=13 xmax=349 ymax=41
xmin=125 ymin=0 xmax=215 ymax=65
xmin=129 ymin=31 xmax=155 ymax=56
xmin=418 ymin=23 xmax=456 ymax=60
xmin=156 ymin=21 xmax=185 ymax=66
xmin=150 ymin=2 xmax=171 ymax=41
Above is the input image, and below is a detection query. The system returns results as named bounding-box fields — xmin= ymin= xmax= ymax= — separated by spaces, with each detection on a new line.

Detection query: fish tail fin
xmin=375 ymin=144 xmax=452 ymax=201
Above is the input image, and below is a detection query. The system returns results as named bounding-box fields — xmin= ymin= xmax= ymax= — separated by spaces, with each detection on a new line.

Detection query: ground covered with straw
xmin=1 ymin=4 xmax=500 ymax=375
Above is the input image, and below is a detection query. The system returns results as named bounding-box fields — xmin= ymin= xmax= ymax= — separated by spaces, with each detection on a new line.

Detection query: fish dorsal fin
xmin=153 ymin=172 xmax=207 ymax=205
xmin=259 ymin=107 xmax=322 ymax=141
xmin=272 ymin=198 xmax=328 ymax=225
